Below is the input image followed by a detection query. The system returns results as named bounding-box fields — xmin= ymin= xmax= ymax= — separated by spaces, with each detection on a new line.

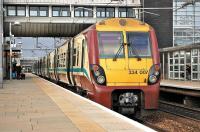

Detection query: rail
xmin=159 ymin=100 xmax=200 ymax=121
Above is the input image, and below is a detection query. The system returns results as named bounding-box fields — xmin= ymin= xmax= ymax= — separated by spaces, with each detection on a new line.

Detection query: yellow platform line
xmin=33 ymin=77 xmax=105 ymax=132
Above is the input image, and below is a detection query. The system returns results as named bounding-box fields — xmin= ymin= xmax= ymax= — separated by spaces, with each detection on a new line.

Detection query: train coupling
xmin=118 ymin=92 xmax=139 ymax=114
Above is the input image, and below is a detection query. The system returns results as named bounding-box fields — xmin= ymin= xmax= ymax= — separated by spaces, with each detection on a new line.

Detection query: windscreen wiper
xmin=113 ymin=43 xmax=124 ymax=61
xmin=127 ymin=42 xmax=141 ymax=60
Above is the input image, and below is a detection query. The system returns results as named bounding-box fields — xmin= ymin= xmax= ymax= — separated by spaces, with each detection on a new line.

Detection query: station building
xmin=158 ymin=0 xmax=200 ymax=81
xmin=143 ymin=0 xmax=200 ymax=81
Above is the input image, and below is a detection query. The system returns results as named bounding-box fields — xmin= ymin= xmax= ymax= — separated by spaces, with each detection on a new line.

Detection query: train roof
xmin=95 ymin=18 xmax=151 ymax=32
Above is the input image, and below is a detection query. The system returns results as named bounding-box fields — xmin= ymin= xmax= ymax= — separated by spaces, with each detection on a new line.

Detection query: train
xmin=33 ymin=18 xmax=160 ymax=116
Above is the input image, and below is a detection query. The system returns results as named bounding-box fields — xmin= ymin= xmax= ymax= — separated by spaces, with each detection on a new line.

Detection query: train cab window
xmin=98 ymin=32 xmax=124 ymax=58
xmin=127 ymin=32 xmax=151 ymax=58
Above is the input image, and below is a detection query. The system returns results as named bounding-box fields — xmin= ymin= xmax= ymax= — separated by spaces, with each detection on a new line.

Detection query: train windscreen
xmin=127 ymin=32 xmax=151 ymax=58
xmin=98 ymin=32 xmax=124 ymax=58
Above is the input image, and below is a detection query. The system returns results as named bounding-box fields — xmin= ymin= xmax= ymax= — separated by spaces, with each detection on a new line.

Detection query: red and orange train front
xmin=85 ymin=18 xmax=160 ymax=114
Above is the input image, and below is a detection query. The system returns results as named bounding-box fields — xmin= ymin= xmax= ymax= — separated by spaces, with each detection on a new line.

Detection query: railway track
xmin=142 ymin=121 xmax=167 ymax=132
xmin=159 ymin=100 xmax=200 ymax=121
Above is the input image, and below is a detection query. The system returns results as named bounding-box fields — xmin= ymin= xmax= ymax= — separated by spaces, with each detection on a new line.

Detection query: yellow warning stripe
xmin=33 ymin=77 xmax=105 ymax=132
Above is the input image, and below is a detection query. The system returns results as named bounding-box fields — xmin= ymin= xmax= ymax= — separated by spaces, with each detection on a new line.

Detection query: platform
xmin=0 ymin=74 xmax=154 ymax=132
xmin=161 ymin=79 xmax=200 ymax=90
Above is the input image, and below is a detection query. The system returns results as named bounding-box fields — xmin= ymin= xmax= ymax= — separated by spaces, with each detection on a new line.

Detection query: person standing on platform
xmin=12 ymin=63 xmax=17 ymax=79
xmin=16 ymin=64 xmax=22 ymax=80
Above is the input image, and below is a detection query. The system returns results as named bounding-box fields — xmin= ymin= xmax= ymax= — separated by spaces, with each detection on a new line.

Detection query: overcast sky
xmin=11 ymin=37 xmax=65 ymax=58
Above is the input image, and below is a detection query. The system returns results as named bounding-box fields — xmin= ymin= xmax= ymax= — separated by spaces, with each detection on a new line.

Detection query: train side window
xmin=61 ymin=53 xmax=63 ymax=67
xmin=62 ymin=53 xmax=65 ymax=67
xmin=73 ymin=48 xmax=76 ymax=66
xmin=52 ymin=55 xmax=54 ymax=68
xmin=64 ymin=53 xmax=66 ymax=67
xmin=62 ymin=53 xmax=64 ymax=67
xmin=57 ymin=54 xmax=60 ymax=67
xmin=66 ymin=45 xmax=69 ymax=67
xmin=81 ymin=39 xmax=85 ymax=68
xmin=76 ymin=47 xmax=79 ymax=67
xmin=49 ymin=58 xmax=51 ymax=68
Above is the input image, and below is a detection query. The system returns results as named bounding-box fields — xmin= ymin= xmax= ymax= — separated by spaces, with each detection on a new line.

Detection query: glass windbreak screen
xmin=98 ymin=32 xmax=124 ymax=58
xmin=127 ymin=32 xmax=151 ymax=57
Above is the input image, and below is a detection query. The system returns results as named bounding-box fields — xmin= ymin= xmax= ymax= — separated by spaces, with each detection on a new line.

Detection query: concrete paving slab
xmin=0 ymin=76 xmax=79 ymax=132
xmin=161 ymin=79 xmax=200 ymax=90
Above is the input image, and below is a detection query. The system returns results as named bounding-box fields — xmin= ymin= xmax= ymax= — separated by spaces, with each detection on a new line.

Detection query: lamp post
xmin=9 ymin=21 xmax=21 ymax=80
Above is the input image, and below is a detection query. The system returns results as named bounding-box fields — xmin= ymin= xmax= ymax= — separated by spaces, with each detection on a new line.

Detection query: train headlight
xmin=97 ymin=76 xmax=105 ymax=84
xmin=149 ymin=75 xmax=157 ymax=84
xmin=148 ymin=64 xmax=160 ymax=85
xmin=90 ymin=64 xmax=107 ymax=85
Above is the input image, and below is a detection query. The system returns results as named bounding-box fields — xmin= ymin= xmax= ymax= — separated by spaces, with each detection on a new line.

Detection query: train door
xmin=73 ymin=38 xmax=85 ymax=87
xmin=69 ymin=38 xmax=76 ymax=86
xmin=53 ymin=51 xmax=57 ymax=81
xmin=55 ymin=49 xmax=60 ymax=82
xmin=46 ymin=56 xmax=49 ymax=78
xmin=39 ymin=59 xmax=42 ymax=75
xmin=50 ymin=52 xmax=55 ymax=80
xmin=80 ymin=38 xmax=91 ymax=91
xmin=66 ymin=42 xmax=72 ymax=85
xmin=37 ymin=61 xmax=39 ymax=75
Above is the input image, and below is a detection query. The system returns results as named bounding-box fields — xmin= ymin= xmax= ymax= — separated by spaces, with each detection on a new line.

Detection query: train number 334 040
xmin=129 ymin=69 xmax=148 ymax=74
